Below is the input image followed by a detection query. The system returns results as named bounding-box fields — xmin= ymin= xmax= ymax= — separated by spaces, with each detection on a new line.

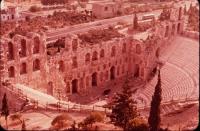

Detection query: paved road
xmin=136 ymin=36 xmax=199 ymax=106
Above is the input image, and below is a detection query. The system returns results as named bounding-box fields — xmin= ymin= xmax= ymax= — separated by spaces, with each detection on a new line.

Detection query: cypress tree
xmin=1 ymin=93 xmax=9 ymax=129
xmin=21 ymin=120 xmax=26 ymax=131
xmin=148 ymin=69 xmax=162 ymax=131
xmin=109 ymin=77 xmax=138 ymax=130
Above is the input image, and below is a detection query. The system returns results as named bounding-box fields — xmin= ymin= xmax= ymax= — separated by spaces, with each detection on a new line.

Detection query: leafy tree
xmin=128 ymin=117 xmax=149 ymax=131
xmin=148 ymin=69 xmax=162 ymax=131
xmin=21 ymin=120 xmax=26 ymax=131
xmin=109 ymin=78 xmax=138 ymax=130
xmin=133 ymin=14 xmax=138 ymax=30
xmin=1 ymin=93 xmax=9 ymax=129
xmin=51 ymin=113 xmax=72 ymax=130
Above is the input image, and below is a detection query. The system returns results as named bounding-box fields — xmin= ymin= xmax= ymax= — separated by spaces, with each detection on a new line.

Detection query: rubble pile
xmin=78 ymin=27 xmax=124 ymax=45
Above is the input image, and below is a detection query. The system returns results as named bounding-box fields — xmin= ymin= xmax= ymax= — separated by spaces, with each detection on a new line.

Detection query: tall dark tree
xmin=109 ymin=77 xmax=138 ymax=130
xmin=133 ymin=14 xmax=138 ymax=30
xmin=148 ymin=69 xmax=162 ymax=131
xmin=1 ymin=93 xmax=9 ymax=129
xmin=21 ymin=120 xmax=26 ymax=131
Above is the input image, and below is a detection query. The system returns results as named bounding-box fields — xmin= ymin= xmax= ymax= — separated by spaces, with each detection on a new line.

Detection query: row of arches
xmin=84 ymin=43 xmax=141 ymax=64
xmin=8 ymin=59 xmax=40 ymax=77
xmin=7 ymin=37 xmax=40 ymax=60
xmin=47 ymin=63 xmax=142 ymax=95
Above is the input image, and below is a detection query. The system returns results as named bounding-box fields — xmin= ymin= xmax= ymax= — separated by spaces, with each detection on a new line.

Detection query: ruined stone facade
xmin=0 ymin=6 xmax=184 ymax=99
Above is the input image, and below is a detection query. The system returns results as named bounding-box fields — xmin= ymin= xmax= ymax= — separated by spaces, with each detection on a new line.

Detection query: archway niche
xmin=100 ymin=49 xmax=104 ymax=58
xmin=8 ymin=42 xmax=14 ymax=60
xmin=134 ymin=64 xmax=140 ymax=77
xmin=92 ymin=51 xmax=98 ymax=61
xmin=111 ymin=46 xmax=116 ymax=57
xmin=20 ymin=63 xmax=27 ymax=74
xmin=8 ymin=66 xmax=15 ymax=77
xmin=33 ymin=36 xmax=40 ymax=54
xmin=156 ymin=48 xmax=160 ymax=58
xmin=177 ymin=23 xmax=181 ymax=34
xmin=85 ymin=53 xmax=90 ymax=63
xmin=110 ymin=66 xmax=115 ymax=80
xmin=172 ymin=24 xmax=176 ymax=35
xmin=92 ymin=72 xmax=97 ymax=87
xmin=72 ymin=79 xmax=78 ymax=93
xmin=33 ymin=59 xmax=40 ymax=71
xmin=47 ymin=81 xmax=54 ymax=95
xmin=58 ymin=60 xmax=65 ymax=72
xmin=20 ymin=39 xmax=26 ymax=57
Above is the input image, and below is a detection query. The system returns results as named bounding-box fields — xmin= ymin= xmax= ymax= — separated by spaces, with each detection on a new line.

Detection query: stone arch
xmin=100 ymin=49 xmax=105 ymax=58
xmin=33 ymin=59 xmax=40 ymax=71
xmin=111 ymin=46 xmax=116 ymax=57
xmin=92 ymin=51 xmax=98 ymax=61
xmin=110 ymin=66 xmax=115 ymax=80
xmin=72 ymin=39 xmax=78 ymax=51
xmin=134 ymin=64 xmax=140 ymax=77
xmin=72 ymin=79 xmax=78 ymax=93
xmin=85 ymin=53 xmax=90 ymax=63
xmin=122 ymin=43 xmax=126 ymax=53
xmin=47 ymin=81 xmax=54 ymax=95
xmin=33 ymin=36 xmax=40 ymax=54
xmin=136 ymin=44 xmax=141 ymax=54
xmin=58 ymin=60 xmax=65 ymax=72
xmin=20 ymin=62 xmax=27 ymax=74
xmin=20 ymin=39 xmax=27 ymax=57
xmin=92 ymin=72 xmax=98 ymax=86
xmin=8 ymin=66 xmax=15 ymax=77
xmin=72 ymin=56 xmax=78 ymax=68
xmin=8 ymin=42 xmax=14 ymax=60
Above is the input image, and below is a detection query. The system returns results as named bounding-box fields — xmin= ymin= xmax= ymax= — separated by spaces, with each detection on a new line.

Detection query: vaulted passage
xmin=47 ymin=82 xmax=53 ymax=95
xmin=8 ymin=66 xmax=15 ymax=77
xmin=92 ymin=72 xmax=97 ymax=87
xmin=110 ymin=66 xmax=115 ymax=80
xmin=177 ymin=23 xmax=181 ymax=34
xmin=72 ymin=79 xmax=78 ymax=93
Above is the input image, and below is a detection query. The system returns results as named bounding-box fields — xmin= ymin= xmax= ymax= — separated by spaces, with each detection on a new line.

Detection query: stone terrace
xmin=136 ymin=36 xmax=199 ymax=106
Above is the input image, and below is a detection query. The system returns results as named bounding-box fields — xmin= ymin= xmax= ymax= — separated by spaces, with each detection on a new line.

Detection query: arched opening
xmin=178 ymin=7 xmax=182 ymax=20
xmin=8 ymin=66 xmax=15 ymax=77
xmin=100 ymin=49 xmax=104 ymax=58
xmin=122 ymin=43 xmax=126 ymax=53
xmin=8 ymin=42 xmax=14 ymax=60
xmin=156 ymin=48 xmax=160 ymax=58
xmin=92 ymin=72 xmax=97 ymax=87
xmin=20 ymin=39 xmax=26 ymax=57
xmin=58 ymin=60 xmax=65 ymax=72
xmin=72 ymin=79 xmax=78 ymax=93
xmin=72 ymin=39 xmax=78 ymax=51
xmin=136 ymin=44 xmax=141 ymax=54
xmin=92 ymin=51 xmax=98 ymax=61
xmin=47 ymin=82 xmax=54 ymax=95
xmin=172 ymin=24 xmax=176 ymax=35
xmin=177 ymin=23 xmax=181 ymax=34
xmin=33 ymin=59 xmax=40 ymax=71
xmin=165 ymin=26 xmax=169 ymax=37
xmin=110 ymin=66 xmax=115 ymax=80
xmin=85 ymin=53 xmax=90 ymax=63
xmin=20 ymin=63 xmax=27 ymax=74
xmin=33 ymin=36 xmax=40 ymax=54
xmin=111 ymin=46 xmax=116 ymax=57
xmin=134 ymin=64 xmax=140 ymax=77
